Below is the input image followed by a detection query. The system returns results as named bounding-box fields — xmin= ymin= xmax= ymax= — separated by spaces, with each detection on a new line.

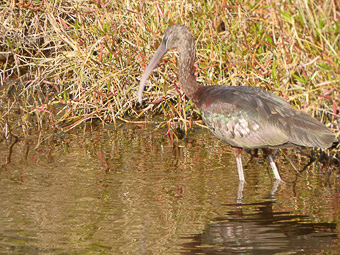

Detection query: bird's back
xmin=195 ymin=85 xmax=335 ymax=149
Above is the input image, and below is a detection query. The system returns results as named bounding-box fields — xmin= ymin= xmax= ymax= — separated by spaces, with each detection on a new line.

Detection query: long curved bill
xmin=138 ymin=39 xmax=168 ymax=104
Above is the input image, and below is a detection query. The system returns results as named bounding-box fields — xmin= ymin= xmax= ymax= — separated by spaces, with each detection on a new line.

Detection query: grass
xmin=0 ymin=0 xmax=339 ymax=144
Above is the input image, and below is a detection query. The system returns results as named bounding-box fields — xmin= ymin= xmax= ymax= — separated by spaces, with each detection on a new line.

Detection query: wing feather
xmin=198 ymin=86 xmax=334 ymax=149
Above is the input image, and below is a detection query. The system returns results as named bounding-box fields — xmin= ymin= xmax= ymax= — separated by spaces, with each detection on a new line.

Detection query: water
xmin=0 ymin=123 xmax=339 ymax=254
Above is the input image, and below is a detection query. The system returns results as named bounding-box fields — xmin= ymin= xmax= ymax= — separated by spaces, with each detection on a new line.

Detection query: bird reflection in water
xmin=181 ymin=201 xmax=337 ymax=254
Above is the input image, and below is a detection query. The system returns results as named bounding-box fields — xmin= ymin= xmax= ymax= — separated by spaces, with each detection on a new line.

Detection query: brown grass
xmin=0 ymin=0 xmax=339 ymax=142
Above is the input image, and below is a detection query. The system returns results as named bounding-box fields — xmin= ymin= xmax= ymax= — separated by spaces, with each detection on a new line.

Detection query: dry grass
xmin=0 ymin=0 xmax=339 ymax=142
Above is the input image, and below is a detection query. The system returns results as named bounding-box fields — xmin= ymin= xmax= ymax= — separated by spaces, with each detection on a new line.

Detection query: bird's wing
xmin=198 ymin=86 xmax=334 ymax=149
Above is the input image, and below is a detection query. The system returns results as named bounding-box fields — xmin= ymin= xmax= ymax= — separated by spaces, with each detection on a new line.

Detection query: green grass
xmin=0 ymin=0 xmax=339 ymax=142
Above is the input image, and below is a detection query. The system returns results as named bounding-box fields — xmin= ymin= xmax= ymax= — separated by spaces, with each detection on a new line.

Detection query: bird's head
xmin=137 ymin=25 xmax=193 ymax=104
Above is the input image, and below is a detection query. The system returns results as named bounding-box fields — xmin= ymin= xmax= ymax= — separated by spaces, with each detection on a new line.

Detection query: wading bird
xmin=138 ymin=25 xmax=335 ymax=182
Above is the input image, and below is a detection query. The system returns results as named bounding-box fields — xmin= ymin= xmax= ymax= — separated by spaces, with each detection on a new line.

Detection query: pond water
xmin=0 ymin=123 xmax=339 ymax=254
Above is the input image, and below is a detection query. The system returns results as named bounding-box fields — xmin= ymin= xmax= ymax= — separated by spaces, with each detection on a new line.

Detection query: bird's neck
xmin=178 ymin=42 xmax=201 ymax=103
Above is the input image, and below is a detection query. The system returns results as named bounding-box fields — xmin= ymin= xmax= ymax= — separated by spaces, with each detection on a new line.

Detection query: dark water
xmin=0 ymin=123 xmax=339 ymax=254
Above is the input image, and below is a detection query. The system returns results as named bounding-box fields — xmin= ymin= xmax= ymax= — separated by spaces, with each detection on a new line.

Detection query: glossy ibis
xmin=138 ymin=25 xmax=335 ymax=182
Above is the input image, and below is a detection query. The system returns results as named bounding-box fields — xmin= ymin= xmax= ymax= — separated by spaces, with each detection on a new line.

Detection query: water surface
xmin=0 ymin=123 xmax=339 ymax=254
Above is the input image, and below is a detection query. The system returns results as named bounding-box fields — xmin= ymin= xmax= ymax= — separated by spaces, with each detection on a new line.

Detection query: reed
xmin=0 ymin=0 xmax=339 ymax=141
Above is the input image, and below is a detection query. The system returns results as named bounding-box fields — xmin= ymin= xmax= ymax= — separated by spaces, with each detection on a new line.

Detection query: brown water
xmin=0 ymin=123 xmax=339 ymax=254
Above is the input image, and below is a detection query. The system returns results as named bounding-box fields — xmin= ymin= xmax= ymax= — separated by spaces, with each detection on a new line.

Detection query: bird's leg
xmin=237 ymin=179 xmax=244 ymax=204
xmin=269 ymin=179 xmax=281 ymax=199
xmin=263 ymin=148 xmax=281 ymax=180
xmin=268 ymin=154 xmax=281 ymax=180
xmin=232 ymin=147 xmax=245 ymax=182
xmin=272 ymin=148 xmax=279 ymax=158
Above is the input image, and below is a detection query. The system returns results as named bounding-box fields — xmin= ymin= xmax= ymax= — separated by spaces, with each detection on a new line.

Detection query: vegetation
xmin=0 ymin=0 xmax=339 ymax=142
